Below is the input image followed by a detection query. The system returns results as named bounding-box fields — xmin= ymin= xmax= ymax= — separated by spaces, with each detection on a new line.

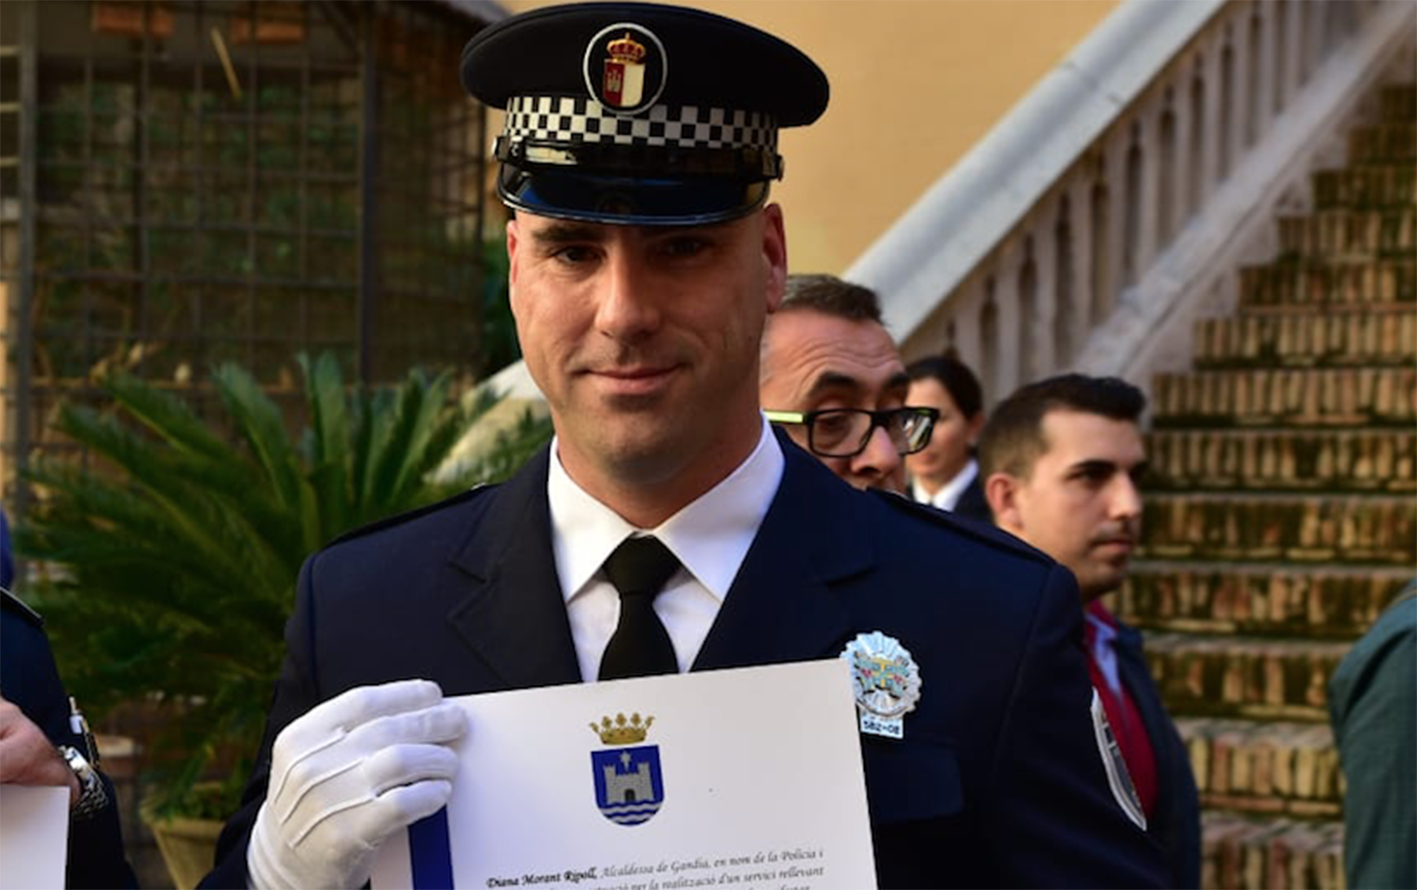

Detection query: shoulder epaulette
xmin=325 ymin=483 xmax=498 ymax=549
xmin=1 ymin=587 xmax=44 ymax=627
xmin=868 ymin=488 xmax=1057 ymax=567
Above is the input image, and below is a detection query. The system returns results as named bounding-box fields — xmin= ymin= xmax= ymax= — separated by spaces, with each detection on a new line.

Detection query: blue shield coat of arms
xmin=591 ymin=745 xmax=664 ymax=826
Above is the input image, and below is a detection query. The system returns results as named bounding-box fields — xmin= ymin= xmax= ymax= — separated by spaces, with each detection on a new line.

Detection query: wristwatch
xmin=57 ymin=744 xmax=110 ymax=821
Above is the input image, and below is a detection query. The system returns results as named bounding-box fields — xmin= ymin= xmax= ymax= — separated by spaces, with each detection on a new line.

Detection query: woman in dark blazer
xmin=905 ymin=355 xmax=991 ymax=523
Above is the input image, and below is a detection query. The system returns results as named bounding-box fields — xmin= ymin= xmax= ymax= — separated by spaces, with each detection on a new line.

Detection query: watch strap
xmin=57 ymin=745 xmax=110 ymax=821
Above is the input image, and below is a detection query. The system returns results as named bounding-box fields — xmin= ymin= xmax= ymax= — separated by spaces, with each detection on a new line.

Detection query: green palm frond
xmin=301 ymin=353 xmax=353 ymax=535
xmin=98 ymin=372 xmax=236 ymax=466
xmin=16 ymin=352 xmax=552 ymax=818
xmin=212 ymin=363 xmax=323 ymax=553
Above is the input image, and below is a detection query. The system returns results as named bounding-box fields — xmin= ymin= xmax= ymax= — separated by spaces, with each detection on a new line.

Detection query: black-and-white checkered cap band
xmin=505 ymin=95 xmax=778 ymax=152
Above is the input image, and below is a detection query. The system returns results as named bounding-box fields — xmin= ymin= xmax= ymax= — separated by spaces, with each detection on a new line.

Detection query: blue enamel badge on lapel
xmin=590 ymin=712 xmax=665 ymax=826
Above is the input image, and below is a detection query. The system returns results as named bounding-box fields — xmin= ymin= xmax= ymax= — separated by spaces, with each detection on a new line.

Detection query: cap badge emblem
xmin=583 ymin=23 xmax=667 ymax=115
xmin=840 ymin=631 xmax=922 ymax=739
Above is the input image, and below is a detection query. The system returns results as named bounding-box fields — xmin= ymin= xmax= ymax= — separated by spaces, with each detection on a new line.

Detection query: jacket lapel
xmin=445 ymin=445 xmax=583 ymax=688
xmin=443 ymin=435 xmax=873 ymax=684
xmin=693 ymin=436 xmax=865 ymax=671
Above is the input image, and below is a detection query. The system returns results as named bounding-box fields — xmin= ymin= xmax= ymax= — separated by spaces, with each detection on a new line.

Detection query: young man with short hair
xmin=980 ymin=374 xmax=1202 ymax=889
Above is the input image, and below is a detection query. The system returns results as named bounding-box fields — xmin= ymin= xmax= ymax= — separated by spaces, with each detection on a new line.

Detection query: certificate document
xmin=372 ymin=660 xmax=876 ymax=890
xmin=0 ymin=785 xmax=69 ymax=889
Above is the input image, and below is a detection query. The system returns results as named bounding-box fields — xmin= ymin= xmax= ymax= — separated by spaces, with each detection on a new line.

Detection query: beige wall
xmin=494 ymin=0 xmax=1119 ymax=274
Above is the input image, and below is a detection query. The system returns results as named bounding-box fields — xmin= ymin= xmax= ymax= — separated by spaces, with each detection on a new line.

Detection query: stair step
xmin=1276 ymin=208 xmax=1415 ymax=259
xmin=1348 ymin=121 xmax=1417 ymax=163
xmin=1145 ymin=428 xmax=1417 ymax=493
xmin=1379 ymin=84 xmax=1416 ymax=123
xmin=1180 ymin=718 xmax=1341 ymax=814
xmin=1193 ymin=308 xmax=1416 ymax=369
xmin=1118 ymin=564 xmax=1410 ymax=638
xmin=1313 ymin=164 xmax=1416 ymax=209
xmin=1140 ymin=493 xmax=1417 ymax=565
xmin=1201 ymin=812 xmax=1344 ymax=890
xmin=1236 ymin=300 xmax=1414 ymax=318
xmin=1144 ymin=633 xmax=1349 ymax=720
xmin=1238 ymin=257 xmax=1416 ymax=308
xmin=1161 ymin=81 xmax=1417 ymax=890
xmin=1151 ymin=367 xmax=1416 ymax=428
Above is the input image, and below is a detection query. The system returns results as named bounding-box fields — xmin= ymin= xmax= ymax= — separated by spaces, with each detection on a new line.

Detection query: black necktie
xmin=598 ymin=536 xmax=681 ymax=681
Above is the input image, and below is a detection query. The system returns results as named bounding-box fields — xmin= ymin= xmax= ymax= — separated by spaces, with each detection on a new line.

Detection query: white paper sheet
xmin=372 ymin=659 xmax=876 ymax=890
xmin=0 ymin=785 xmax=70 ymax=890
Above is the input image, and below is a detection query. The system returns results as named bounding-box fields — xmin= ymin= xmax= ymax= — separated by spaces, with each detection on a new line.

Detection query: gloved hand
xmin=246 ymin=679 xmax=467 ymax=890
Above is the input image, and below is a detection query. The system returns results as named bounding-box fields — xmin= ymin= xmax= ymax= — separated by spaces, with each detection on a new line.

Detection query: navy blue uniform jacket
xmin=0 ymin=591 xmax=138 ymax=889
xmin=949 ymin=474 xmax=992 ymax=525
xmin=205 ymin=437 xmax=1165 ymax=888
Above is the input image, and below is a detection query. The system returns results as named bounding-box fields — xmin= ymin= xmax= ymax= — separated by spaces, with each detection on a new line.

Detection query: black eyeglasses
xmin=765 ymin=407 xmax=939 ymax=458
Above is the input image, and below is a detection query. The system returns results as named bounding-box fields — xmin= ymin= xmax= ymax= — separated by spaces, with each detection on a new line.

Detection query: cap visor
xmin=499 ymin=166 xmax=770 ymax=226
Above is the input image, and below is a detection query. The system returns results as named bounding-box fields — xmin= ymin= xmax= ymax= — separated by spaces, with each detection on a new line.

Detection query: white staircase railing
xmin=848 ymin=0 xmax=1416 ymax=404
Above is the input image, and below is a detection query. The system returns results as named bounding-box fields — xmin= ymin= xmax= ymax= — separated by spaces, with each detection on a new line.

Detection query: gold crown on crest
xmin=590 ymin=712 xmax=654 ymax=744
xmin=606 ymin=32 xmax=646 ymax=64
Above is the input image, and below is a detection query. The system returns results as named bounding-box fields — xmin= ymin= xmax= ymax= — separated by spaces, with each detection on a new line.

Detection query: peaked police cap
xmin=460 ymin=2 xmax=829 ymax=225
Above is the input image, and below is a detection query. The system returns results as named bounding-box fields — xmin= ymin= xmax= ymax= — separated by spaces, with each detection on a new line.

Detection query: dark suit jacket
xmin=951 ymin=474 xmax=992 ymax=524
xmin=1328 ymin=583 xmax=1416 ymax=890
xmin=0 ymin=591 xmax=138 ymax=890
xmin=1114 ymin=620 xmax=1202 ymax=888
xmin=204 ymin=437 xmax=1165 ymax=888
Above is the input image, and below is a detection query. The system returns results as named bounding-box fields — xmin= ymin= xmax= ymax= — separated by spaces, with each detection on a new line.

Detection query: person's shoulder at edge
xmin=1332 ymin=583 xmax=1417 ymax=693
xmin=1 ymin=586 xmax=46 ymax=628
xmin=1 ymin=506 xmax=13 ymax=589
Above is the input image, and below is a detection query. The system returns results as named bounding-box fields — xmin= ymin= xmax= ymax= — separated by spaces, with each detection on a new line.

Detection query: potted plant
xmin=16 ymin=353 xmax=550 ymax=888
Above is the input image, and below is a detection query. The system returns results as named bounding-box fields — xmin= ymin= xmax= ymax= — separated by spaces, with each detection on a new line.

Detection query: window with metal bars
xmin=0 ymin=0 xmax=493 ymax=506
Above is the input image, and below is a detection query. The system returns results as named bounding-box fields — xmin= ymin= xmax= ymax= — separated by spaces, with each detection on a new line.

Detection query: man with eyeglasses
xmin=760 ymin=275 xmax=936 ymax=493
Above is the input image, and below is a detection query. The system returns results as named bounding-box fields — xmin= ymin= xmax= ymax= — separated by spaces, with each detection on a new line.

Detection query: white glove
xmin=247 ymin=679 xmax=467 ymax=890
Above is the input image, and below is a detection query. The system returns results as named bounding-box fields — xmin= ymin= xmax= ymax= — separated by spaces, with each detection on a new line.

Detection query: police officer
xmin=1 ymin=510 xmax=138 ymax=889
xmin=202 ymin=5 xmax=1166 ymax=887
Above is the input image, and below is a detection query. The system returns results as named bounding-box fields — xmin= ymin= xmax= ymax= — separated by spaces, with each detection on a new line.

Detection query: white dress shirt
xmin=1085 ymin=607 xmax=1123 ymax=696
xmin=548 ymin=416 xmax=785 ymax=681
xmin=912 ymin=458 xmax=979 ymax=511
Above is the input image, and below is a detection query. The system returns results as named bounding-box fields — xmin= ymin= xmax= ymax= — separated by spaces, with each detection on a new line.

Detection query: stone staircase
xmin=1118 ymin=83 xmax=1417 ymax=890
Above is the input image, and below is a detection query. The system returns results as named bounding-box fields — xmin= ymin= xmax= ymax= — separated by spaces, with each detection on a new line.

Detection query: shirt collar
xmin=914 ymin=458 xmax=978 ymax=511
xmin=547 ymin=415 xmax=785 ymax=603
xmin=1085 ymin=599 xmax=1119 ymax=645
